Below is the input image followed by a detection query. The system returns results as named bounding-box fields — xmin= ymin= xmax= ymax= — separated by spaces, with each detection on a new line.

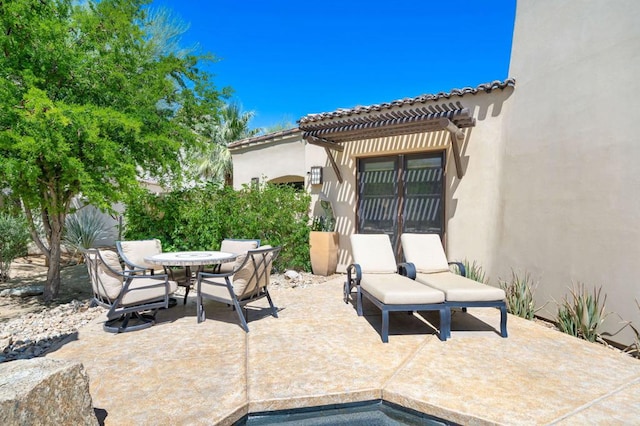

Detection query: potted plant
xmin=309 ymin=200 xmax=339 ymax=276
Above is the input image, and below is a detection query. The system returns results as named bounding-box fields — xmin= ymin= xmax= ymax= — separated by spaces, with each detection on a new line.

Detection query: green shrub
xmin=499 ymin=270 xmax=537 ymax=320
xmin=556 ymin=283 xmax=609 ymax=343
xmin=0 ymin=212 xmax=31 ymax=282
xmin=64 ymin=207 xmax=111 ymax=257
xmin=452 ymin=259 xmax=487 ymax=283
xmin=124 ymin=182 xmax=311 ymax=271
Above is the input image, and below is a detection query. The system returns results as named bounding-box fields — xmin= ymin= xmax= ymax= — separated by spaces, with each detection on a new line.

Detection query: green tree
xmin=197 ymin=101 xmax=259 ymax=186
xmin=0 ymin=0 xmax=225 ymax=301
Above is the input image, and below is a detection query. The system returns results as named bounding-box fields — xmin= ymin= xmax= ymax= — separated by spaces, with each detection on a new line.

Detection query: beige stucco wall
xmin=231 ymin=131 xmax=306 ymax=189
xmin=305 ymin=90 xmax=513 ymax=274
xmin=499 ymin=0 xmax=640 ymax=345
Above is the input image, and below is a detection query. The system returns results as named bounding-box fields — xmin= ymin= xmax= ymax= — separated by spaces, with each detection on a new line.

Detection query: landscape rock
xmin=0 ymin=285 xmax=44 ymax=297
xmin=0 ymin=357 xmax=98 ymax=425
xmin=284 ymin=270 xmax=300 ymax=280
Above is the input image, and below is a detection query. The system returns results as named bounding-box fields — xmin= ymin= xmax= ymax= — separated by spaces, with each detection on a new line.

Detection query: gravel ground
xmin=0 ymin=256 xmax=340 ymax=363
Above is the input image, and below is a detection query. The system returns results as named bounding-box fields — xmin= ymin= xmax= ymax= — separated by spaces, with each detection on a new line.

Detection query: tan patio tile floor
xmin=48 ymin=278 xmax=640 ymax=425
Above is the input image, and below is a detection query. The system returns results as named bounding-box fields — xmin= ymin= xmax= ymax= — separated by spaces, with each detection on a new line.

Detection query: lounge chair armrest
xmin=346 ymin=263 xmax=362 ymax=283
xmin=448 ymin=261 xmax=466 ymax=277
xmin=398 ymin=262 xmax=416 ymax=279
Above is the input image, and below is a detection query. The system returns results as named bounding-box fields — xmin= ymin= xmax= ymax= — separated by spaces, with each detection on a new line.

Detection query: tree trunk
xmin=43 ymin=214 xmax=64 ymax=302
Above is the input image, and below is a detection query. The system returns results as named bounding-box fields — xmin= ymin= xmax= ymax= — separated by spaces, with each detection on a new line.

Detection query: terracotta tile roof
xmin=298 ymin=78 xmax=515 ymax=126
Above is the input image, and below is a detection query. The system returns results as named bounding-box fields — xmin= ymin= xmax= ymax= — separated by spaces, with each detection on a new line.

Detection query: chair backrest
xmin=219 ymin=239 xmax=261 ymax=273
xmin=116 ymin=239 xmax=162 ymax=272
xmin=349 ymin=234 xmax=398 ymax=274
xmin=84 ymin=248 xmax=124 ymax=303
xmin=231 ymin=246 xmax=280 ymax=298
xmin=220 ymin=238 xmax=261 ymax=253
xmin=401 ymin=233 xmax=450 ymax=274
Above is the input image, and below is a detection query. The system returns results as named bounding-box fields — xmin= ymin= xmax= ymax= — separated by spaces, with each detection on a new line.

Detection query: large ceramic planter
xmin=309 ymin=231 xmax=339 ymax=276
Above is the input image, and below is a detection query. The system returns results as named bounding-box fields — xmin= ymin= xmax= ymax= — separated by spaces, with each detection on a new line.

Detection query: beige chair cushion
xmin=415 ymin=272 xmax=506 ymax=302
xmin=218 ymin=239 xmax=260 ymax=273
xmin=360 ymin=273 xmax=445 ymax=305
xmin=350 ymin=234 xmax=398 ymax=274
xmin=119 ymin=239 xmax=163 ymax=272
xmin=201 ymin=245 xmax=273 ymax=300
xmin=96 ymin=250 xmax=124 ymax=300
xmin=232 ymin=245 xmax=272 ymax=297
xmin=120 ymin=278 xmax=178 ymax=307
xmin=401 ymin=233 xmax=450 ymax=273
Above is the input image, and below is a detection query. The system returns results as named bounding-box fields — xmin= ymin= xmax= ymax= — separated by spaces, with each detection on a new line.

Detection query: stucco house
xmin=230 ymin=0 xmax=640 ymax=347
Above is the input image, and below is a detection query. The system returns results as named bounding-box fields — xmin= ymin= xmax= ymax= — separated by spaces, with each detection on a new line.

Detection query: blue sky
xmin=152 ymin=0 xmax=516 ymax=130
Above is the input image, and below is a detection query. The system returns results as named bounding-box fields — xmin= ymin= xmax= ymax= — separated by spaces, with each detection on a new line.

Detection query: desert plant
xmin=452 ymin=259 xmax=488 ymax=283
xmin=499 ymin=270 xmax=537 ymax=320
xmin=311 ymin=200 xmax=335 ymax=232
xmin=63 ymin=207 xmax=111 ymax=259
xmin=0 ymin=212 xmax=31 ymax=282
xmin=556 ymin=283 xmax=609 ymax=343
xmin=620 ymin=299 xmax=640 ymax=359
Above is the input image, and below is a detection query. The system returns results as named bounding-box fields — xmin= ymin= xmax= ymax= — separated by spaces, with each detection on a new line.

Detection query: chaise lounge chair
xmin=400 ymin=233 xmax=508 ymax=338
xmin=195 ymin=246 xmax=281 ymax=332
xmin=84 ymin=248 xmax=178 ymax=333
xmin=345 ymin=234 xmax=449 ymax=343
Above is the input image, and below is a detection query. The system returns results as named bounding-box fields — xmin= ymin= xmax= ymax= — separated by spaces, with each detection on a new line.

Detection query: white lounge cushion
xmin=350 ymin=234 xmax=398 ymax=274
xmin=360 ymin=273 xmax=445 ymax=305
xmin=401 ymin=233 xmax=450 ymax=273
xmin=415 ymin=272 xmax=506 ymax=302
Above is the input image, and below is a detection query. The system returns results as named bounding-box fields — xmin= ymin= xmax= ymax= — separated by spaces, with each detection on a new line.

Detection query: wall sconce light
xmin=309 ymin=166 xmax=323 ymax=185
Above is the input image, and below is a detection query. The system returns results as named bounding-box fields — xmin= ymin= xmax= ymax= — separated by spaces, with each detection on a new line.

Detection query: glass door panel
xmin=357 ymin=153 xmax=444 ymax=260
xmin=402 ymin=155 xmax=444 ymax=235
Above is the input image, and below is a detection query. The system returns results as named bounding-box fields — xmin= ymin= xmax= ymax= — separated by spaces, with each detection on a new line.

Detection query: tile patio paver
xmin=48 ymin=278 xmax=640 ymax=425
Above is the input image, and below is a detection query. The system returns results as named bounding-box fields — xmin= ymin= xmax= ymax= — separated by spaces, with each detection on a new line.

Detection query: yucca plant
xmin=63 ymin=207 xmax=110 ymax=260
xmin=556 ymin=283 xmax=609 ymax=343
xmin=499 ymin=270 xmax=537 ymax=320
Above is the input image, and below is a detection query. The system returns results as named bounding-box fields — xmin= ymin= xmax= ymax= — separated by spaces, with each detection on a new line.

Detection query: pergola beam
xmin=444 ymin=119 xmax=465 ymax=179
xmin=304 ymin=134 xmax=344 ymax=152
xmin=304 ymin=134 xmax=344 ymax=183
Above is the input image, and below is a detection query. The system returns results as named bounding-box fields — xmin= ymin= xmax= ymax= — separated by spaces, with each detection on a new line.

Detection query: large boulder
xmin=0 ymin=358 xmax=98 ymax=425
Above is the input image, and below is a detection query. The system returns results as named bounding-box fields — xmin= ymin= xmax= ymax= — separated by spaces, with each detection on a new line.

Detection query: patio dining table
xmin=144 ymin=251 xmax=237 ymax=304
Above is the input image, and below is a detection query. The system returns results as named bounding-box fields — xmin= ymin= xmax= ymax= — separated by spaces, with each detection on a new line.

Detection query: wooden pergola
xmin=299 ymin=101 xmax=475 ymax=182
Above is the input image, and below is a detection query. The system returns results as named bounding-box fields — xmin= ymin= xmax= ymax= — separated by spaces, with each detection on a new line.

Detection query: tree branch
xmin=23 ymin=204 xmax=49 ymax=257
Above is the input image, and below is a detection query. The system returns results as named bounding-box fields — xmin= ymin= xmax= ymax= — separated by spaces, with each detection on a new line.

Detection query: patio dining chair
xmin=203 ymin=238 xmax=261 ymax=274
xmin=346 ymin=234 xmax=448 ymax=342
xmin=83 ymin=248 xmax=178 ymax=333
xmin=400 ymin=233 xmax=508 ymax=338
xmin=196 ymin=246 xmax=281 ymax=332
xmin=116 ymin=239 xmax=189 ymax=304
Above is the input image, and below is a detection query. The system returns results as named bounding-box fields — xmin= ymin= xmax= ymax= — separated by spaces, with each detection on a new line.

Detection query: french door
xmin=357 ymin=152 xmax=445 ymax=259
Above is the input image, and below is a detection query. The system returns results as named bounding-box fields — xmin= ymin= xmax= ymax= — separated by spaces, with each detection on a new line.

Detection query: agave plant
xmin=499 ymin=270 xmax=538 ymax=320
xmin=623 ymin=299 xmax=640 ymax=358
xmin=556 ymin=283 xmax=609 ymax=343
xmin=63 ymin=207 xmax=110 ymax=260
xmin=452 ymin=259 xmax=488 ymax=283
